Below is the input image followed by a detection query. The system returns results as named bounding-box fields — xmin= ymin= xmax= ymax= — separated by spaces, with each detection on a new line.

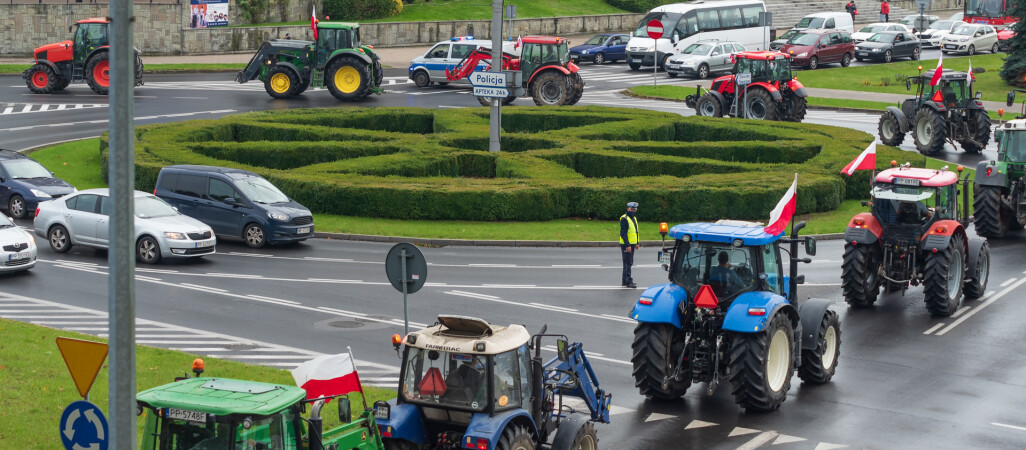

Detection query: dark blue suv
xmin=0 ymin=149 xmax=76 ymax=219
xmin=154 ymin=165 xmax=314 ymax=248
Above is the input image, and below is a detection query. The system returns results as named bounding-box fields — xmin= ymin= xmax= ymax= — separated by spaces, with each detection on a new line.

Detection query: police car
xmin=408 ymin=36 xmax=519 ymax=88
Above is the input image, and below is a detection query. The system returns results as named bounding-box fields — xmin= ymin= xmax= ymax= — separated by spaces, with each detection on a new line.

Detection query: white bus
xmin=626 ymin=1 xmax=770 ymax=70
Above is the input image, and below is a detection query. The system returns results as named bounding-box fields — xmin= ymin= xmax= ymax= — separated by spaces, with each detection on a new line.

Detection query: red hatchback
xmin=780 ymin=29 xmax=855 ymax=70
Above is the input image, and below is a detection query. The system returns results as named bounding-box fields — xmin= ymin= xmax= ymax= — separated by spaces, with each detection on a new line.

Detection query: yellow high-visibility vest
xmin=619 ymin=214 xmax=639 ymax=245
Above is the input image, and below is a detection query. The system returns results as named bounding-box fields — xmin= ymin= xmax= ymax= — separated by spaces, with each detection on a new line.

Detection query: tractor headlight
xmin=796 ymin=52 xmax=808 ymax=57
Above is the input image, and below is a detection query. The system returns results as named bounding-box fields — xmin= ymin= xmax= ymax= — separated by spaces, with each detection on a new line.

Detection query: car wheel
xmin=841 ymin=53 xmax=852 ymax=67
xmin=855 ymin=56 xmax=864 ymax=62
xmin=667 ymin=72 xmax=678 ymax=78
xmin=8 ymin=195 xmax=26 ymax=219
xmin=413 ymin=70 xmax=430 ymax=88
xmin=992 ymin=42 xmax=999 ymax=53
xmin=808 ymin=56 xmax=819 ymax=70
xmin=244 ymin=223 xmax=267 ymax=248
xmin=629 ymin=62 xmax=641 ymax=71
xmin=697 ymin=63 xmax=710 ymax=79
xmin=884 ymin=50 xmax=893 ymax=63
xmin=968 ymin=44 xmax=975 ymax=55
xmin=136 ymin=236 xmax=161 ymax=265
xmin=594 ymin=52 xmax=605 ymax=64
xmin=912 ymin=47 xmax=921 ymax=60
xmin=48 ymin=225 xmax=71 ymax=253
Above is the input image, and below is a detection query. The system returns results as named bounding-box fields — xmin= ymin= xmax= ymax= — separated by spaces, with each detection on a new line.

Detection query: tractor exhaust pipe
xmin=309 ymin=399 xmax=325 ymax=450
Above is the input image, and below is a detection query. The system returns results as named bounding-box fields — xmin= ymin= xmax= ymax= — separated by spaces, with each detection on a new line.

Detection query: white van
xmin=625 ymin=1 xmax=769 ymax=71
xmin=793 ymin=12 xmax=855 ymax=34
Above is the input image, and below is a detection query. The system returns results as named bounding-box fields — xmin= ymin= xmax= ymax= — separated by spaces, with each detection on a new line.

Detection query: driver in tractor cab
xmin=709 ymin=251 xmax=744 ymax=296
xmin=898 ymin=200 xmax=932 ymax=224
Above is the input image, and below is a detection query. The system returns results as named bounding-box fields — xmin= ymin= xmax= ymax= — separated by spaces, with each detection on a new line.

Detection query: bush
xmin=604 ymin=0 xmax=669 ymax=13
xmin=323 ymin=0 xmax=403 ymax=20
xmin=101 ymin=106 xmax=914 ymax=223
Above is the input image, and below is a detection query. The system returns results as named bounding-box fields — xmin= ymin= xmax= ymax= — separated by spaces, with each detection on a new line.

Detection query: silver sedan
xmin=0 ymin=213 xmax=37 ymax=272
xmin=33 ymin=188 xmax=216 ymax=264
xmin=666 ymin=41 xmax=746 ymax=79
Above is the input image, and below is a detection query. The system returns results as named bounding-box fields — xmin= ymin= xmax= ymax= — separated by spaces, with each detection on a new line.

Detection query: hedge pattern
xmin=100 ymin=106 xmax=920 ymax=222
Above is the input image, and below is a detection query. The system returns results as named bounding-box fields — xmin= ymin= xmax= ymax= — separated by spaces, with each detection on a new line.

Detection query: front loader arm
xmin=236 ymin=42 xmax=271 ymax=83
xmin=543 ymin=341 xmax=612 ymax=424
xmin=445 ymin=47 xmax=514 ymax=82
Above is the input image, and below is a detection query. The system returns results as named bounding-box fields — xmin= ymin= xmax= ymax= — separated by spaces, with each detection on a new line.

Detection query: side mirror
xmin=976 ymin=91 xmax=982 ymax=99
xmin=556 ymin=339 xmax=569 ymax=362
xmin=223 ymin=197 xmax=236 ymax=205
xmin=337 ymin=397 xmax=351 ymax=424
xmin=629 ymin=31 xmax=634 ymax=37
xmin=995 ymin=128 xmax=1005 ymax=141
xmin=50 ymin=171 xmax=55 ymax=176
xmin=68 ymin=25 xmax=73 ymax=33
xmin=672 ymin=33 xmax=679 ymax=44
xmin=1008 ymin=90 xmax=1016 ymax=107
xmin=805 ymin=236 xmax=817 ymax=256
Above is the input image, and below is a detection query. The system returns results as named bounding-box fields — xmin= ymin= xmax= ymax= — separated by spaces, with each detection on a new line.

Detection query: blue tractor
xmin=630 ymin=220 xmax=840 ymax=412
xmin=375 ymin=315 xmax=612 ymax=450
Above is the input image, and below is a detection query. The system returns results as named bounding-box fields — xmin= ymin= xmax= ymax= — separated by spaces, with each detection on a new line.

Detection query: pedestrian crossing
xmin=0 ymin=291 xmax=400 ymax=386
xmin=0 ymin=102 xmax=107 ymax=115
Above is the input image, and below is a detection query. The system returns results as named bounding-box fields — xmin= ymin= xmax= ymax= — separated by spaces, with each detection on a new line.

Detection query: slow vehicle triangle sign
xmin=56 ymin=337 xmax=108 ymax=398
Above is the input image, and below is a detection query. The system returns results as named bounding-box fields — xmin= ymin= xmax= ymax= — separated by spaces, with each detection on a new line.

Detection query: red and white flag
xmin=930 ymin=51 xmax=943 ymax=86
xmin=291 ymin=352 xmax=363 ymax=401
xmin=516 ymin=35 xmax=523 ymax=49
xmin=764 ymin=174 xmax=797 ymax=236
xmin=311 ymin=5 xmax=319 ymax=40
xmin=968 ymin=58 xmax=975 ymax=81
xmin=840 ymin=141 xmax=877 ymax=176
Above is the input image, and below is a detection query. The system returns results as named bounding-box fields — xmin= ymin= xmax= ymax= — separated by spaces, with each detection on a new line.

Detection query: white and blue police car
xmin=408 ymin=36 xmax=519 ymax=88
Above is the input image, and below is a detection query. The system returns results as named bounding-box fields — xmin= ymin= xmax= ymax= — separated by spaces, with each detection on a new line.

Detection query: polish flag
xmin=516 ymin=35 xmax=522 ymax=49
xmin=968 ymin=58 xmax=975 ymax=81
xmin=930 ymin=51 xmax=943 ymax=86
xmin=291 ymin=353 xmax=363 ymax=401
xmin=764 ymin=174 xmax=798 ymax=236
xmin=840 ymin=141 xmax=877 ymax=176
xmin=311 ymin=5 xmax=319 ymax=40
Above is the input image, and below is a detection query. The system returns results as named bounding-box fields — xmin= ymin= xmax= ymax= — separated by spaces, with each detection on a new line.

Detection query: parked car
xmin=769 ymin=29 xmax=800 ymax=51
xmin=408 ymin=36 xmax=519 ymax=88
xmin=852 ymin=23 xmax=912 ymax=43
xmin=154 ymin=165 xmax=313 ymax=248
xmin=917 ymin=20 xmax=966 ymax=48
xmin=33 ymin=189 xmax=216 ymax=264
xmin=569 ymin=33 xmax=629 ymax=64
xmin=998 ymin=23 xmax=1017 ymax=51
xmin=0 ymin=149 xmax=75 ymax=220
xmin=898 ymin=14 xmax=940 ymax=32
xmin=666 ymin=40 xmax=745 ymax=79
xmin=0 ymin=213 xmax=36 ymax=273
xmin=941 ymin=23 xmax=1000 ymax=55
xmin=855 ymin=31 xmax=921 ymax=62
xmin=793 ymin=12 xmax=855 ymax=34
xmin=780 ymin=29 xmax=855 ymax=70
xmin=949 ymin=12 xmax=964 ymax=22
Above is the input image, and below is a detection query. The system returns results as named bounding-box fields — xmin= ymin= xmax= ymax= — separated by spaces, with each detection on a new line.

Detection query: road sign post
xmin=385 ymin=243 xmax=428 ymax=335
xmin=60 ymin=400 xmax=108 ymax=450
xmin=505 ymin=4 xmax=516 ymax=40
xmin=735 ymin=73 xmax=751 ymax=118
xmin=490 ymin=0 xmax=503 ymax=152
xmin=647 ymin=19 xmax=663 ymax=87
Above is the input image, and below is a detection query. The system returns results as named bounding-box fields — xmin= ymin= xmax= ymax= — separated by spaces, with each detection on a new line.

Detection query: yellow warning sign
xmin=56 ymin=337 xmax=108 ymax=398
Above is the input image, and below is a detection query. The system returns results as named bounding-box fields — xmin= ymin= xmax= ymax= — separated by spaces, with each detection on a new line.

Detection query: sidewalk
xmin=806 ymin=87 xmax=1008 ymax=112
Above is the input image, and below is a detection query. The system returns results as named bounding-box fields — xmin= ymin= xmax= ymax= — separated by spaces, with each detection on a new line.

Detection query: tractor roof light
xmin=999 ymin=108 xmax=1005 ymax=116
xmin=681 ymin=234 xmax=692 ymax=242
xmin=391 ymin=333 xmax=403 ymax=348
xmin=659 ymin=222 xmax=669 ymax=234
xmin=891 ymin=160 xmax=898 ymax=167
xmin=192 ymin=358 xmax=205 ymax=376
xmin=732 ymin=238 xmax=744 ymax=247
xmin=957 ymin=165 xmax=964 ymax=173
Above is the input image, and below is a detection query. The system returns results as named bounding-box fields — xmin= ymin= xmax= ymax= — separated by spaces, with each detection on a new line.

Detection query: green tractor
xmin=236 ymin=22 xmax=384 ymax=101
xmin=136 ymin=359 xmax=385 ymax=450
xmin=973 ymin=90 xmax=1026 ymax=238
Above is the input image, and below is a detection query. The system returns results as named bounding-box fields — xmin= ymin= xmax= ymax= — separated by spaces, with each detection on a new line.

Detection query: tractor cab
xmin=870 ymin=167 xmax=962 ymax=240
xmin=71 ymin=19 xmax=110 ymax=66
xmin=905 ymin=71 xmax=975 ymax=116
xmin=314 ymin=23 xmax=361 ymax=68
xmin=519 ymin=36 xmax=571 ymax=77
xmin=731 ymin=51 xmax=794 ymax=84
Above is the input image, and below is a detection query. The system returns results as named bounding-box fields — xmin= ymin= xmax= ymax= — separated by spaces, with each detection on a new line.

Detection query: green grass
xmin=28 ymin=139 xmax=107 ymax=189
xmin=1 ymin=63 xmax=245 ymax=75
xmin=0 ymin=318 xmax=396 ymax=449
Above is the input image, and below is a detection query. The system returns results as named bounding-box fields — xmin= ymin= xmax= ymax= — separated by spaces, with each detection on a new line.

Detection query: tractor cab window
xmin=872 ymin=183 xmax=953 ymax=225
xmin=558 ymin=42 xmax=570 ymax=65
xmin=234 ymin=414 xmax=287 ymax=450
xmin=762 ymin=245 xmax=784 ymax=296
xmin=768 ymin=58 xmax=792 ymax=81
xmin=145 ymin=409 xmax=234 ymax=449
xmin=317 ymin=29 xmax=337 ymax=64
xmin=493 ymin=349 xmax=522 ymax=411
xmin=402 ymin=348 xmax=488 ymax=411
xmin=78 ymin=23 xmax=107 ymax=46
xmin=999 ymin=130 xmax=1026 ymax=162
xmin=670 ymin=241 xmax=758 ymax=301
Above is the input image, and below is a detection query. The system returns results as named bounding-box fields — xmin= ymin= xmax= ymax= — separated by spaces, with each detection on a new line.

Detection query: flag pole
xmin=789 ymin=172 xmax=797 ymax=235
xmin=347 ymin=346 xmax=369 ymax=411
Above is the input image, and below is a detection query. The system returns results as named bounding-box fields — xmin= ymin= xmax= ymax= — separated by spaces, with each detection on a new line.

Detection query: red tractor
xmin=685 ymin=51 xmax=808 ymax=122
xmin=23 ymin=18 xmax=143 ymax=95
xmin=445 ymin=36 xmax=584 ymax=106
xmin=841 ymin=164 xmax=990 ymax=317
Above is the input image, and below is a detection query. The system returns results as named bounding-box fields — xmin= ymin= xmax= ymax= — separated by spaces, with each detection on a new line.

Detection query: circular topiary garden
xmin=100 ymin=106 xmax=919 ymax=222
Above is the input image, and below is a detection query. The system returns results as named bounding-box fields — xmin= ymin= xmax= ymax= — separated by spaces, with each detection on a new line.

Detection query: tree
xmin=1000 ymin=4 xmax=1026 ymax=86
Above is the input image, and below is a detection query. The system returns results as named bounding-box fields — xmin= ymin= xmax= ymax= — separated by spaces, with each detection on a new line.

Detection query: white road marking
xmin=445 ymin=290 xmax=635 ymax=325
xmin=552 ymin=264 xmax=602 ymax=268
xmin=0 ymin=109 xmax=236 ymax=131
xmin=1000 ymin=277 xmax=1017 ymax=287
xmin=644 ymin=412 xmax=676 ymax=422
xmin=138 ymin=339 xmax=238 ymax=345
xmin=736 ymin=431 xmax=778 ymax=450
xmin=936 ymin=285 xmax=1019 ymax=336
xmin=246 ymin=295 xmax=300 ymax=306
xmin=813 ymin=444 xmax=848 ymax=450
xmin=317 ymin=307 xmax=366 ymax=317
xmin=684 ymin=420 xmax=717 ymax=430
xmin=772 ymin=434 xmax=806 ymax=445
xmin=180 ymin=283 xmax=227 ymax=292
xmin=531 ymin=302 xmax=577 ymax=312
xmin=992 ymin=422 xmax=1026 ymax=433
xmin=728 ymin=427 xmax=760 ymax=437
xmin=923 ymin=323 xmax=946 ymax=335
xmin=950 ymin=305 xmax=972 ymax=318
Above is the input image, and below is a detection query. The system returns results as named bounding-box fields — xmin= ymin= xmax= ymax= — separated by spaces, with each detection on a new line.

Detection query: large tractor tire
xmin=550 ymin=415 xmax=597 ymax=450
xmin=797 ymin=309 xmax=840 ymax=384
xmin=631 ymin=323 xmax=690 ymax=400
xmin=743 ymin=88 xmax=777 ymax=121
xmin=531 ymin=71 xmax=570 ymax=106
xmin=964 ymin=240 xmax=990 ymax=300
xmin=878 ymin=110 xmax=906 ymax=146
xmin=264 ymin=66 xmax=298 ymax=99
xmin=566 ymin=72 xmax=585 ymax=106
xmin=841 ymin=243 xmax=881 ymax=307
xmin=727 ymin=313 xmax=794 ymax=412
xmin=922 ymin=233 xmax=966 ymax=317
xmin=695 ymin=93 xmax=723 ymax=117
xmin=325 ymin=57 xmax=371 ymax=101
xmin=911 ymin=108 xmax=946 ymax=156
xmin=974 ymin=186 xmax=1008 ymax=239
xmin=85 ymin=52 xmax=111 ymax=95
xmin=960 ymin=109 xmax=991 ymax=154
xmin=295 ymin=76 xmax=311 ymax=95
xmin=25 ymin=64 xmax=58 ymax=94
xmin=134 ymin=51 xmax=144 ymax=87
xmin=54 ymin=75 xmax=71 ymax=92
xmin=373 ymin=60 xmax=384 ymax=88
xmin=782 ymin=93 xmax=807 ymax=122
xmin=496 ymin=424 xmax=535 ymax=450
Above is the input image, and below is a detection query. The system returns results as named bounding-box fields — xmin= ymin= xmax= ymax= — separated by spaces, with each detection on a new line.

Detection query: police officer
xmin=619 ymin=202 xmax=640 ymax=288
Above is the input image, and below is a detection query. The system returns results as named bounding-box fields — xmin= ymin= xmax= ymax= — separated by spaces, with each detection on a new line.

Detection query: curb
xmin=312 ymin=231 xmax=846 ymax=247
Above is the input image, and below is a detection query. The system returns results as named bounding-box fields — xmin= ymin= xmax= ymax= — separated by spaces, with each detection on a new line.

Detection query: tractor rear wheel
xmin=25 ymin=64 xmax=57 ymax=94
xmin=781 ymin=93 xmax=807 ymax=122
xmin=974 ymin=186 xmax=1008 ymax=239
xmin=842 ymin=243 xmax=881 ymax=307
xmin=326 ymin=57 xmax=371 ymax=101
xmin=496 ymin=424 xmax=535 ymax=450
xmin=728 ymin=313 xmax=794 ymax=412
xmin=532 ymin=71 xmax=570 ymax=106
xmin=696 ymin=93 xmax=723 ymax=117
xmin=911 ymin=108 xmax=946 ymax=156
xmin=502 ymin=94 xmax=517 ymax=105
xmin=959 ymin=109 xmax=991 ymax=154
xmin=797 ymin=310 xmax=840 ymax=384
xmin=923 ymin=233 xmax=965 ymax=317
xmin=85 ymin=52 xmax=111 ymax=95
xmin=631 ymin=323 xmax=690 ymax=400
xmin=964 ymin=240 xmax=990 ymax=300
xmin=373 ymin=60 xmax=384 ymax=88
xmin=878 ymin=110 xmax=906 ymax=146
xmin=743 ymin=88 xmax=777 ymax=121
xmin=566 ymin=72 xmax=584 ymax=106
xmin=264 ymin=66 xmax=298 ymax=99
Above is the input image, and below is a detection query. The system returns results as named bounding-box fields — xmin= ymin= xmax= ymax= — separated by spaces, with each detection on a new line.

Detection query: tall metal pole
xmin=490 ymin=0 xmax=503 ymax=152
xmin=400 ymin=248 xmax=409 ymax=335
xmin=108 ymin=0 xmax=136 ymax=447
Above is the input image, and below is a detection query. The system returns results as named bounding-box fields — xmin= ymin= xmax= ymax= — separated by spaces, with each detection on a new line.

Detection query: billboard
xmin=190 ymin=0 xmax=229 ymax=28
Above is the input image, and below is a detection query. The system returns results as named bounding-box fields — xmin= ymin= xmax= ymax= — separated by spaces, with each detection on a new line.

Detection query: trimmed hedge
xmin=100 ymin=106 xmax=919 ymax=222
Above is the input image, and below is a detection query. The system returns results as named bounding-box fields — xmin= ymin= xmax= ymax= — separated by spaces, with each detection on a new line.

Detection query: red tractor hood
xmin=34 ymin=40 xmax=73 ymax=62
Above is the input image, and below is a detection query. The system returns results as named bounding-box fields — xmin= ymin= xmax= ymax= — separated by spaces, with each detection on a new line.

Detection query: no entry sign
xmin=646 ymin=20 xmax=663 ymax=39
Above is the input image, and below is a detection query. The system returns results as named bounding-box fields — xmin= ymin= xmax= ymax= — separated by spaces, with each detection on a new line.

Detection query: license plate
xmin=167 ymin=408 xmax=207 ymax=423
xmin=894 ymin=177 xmax=922 ymax=186
xmin=374 ymin=405 xmax=389 ymax=420
xmin=297 ymin=227 xmax=310 ymax=234
xmin=195 ymin=240 xmax=215 ymax=248
xmin=570 ymin=55 xmax=579 ymax=59
xmin=945 ymin=44 xmax=957 ymax=49
xmin=668 ymin=65 xmax=681 ymax=69
xmin=632 ymin=58 xmax=643 ymax=63
xmin=8 ymin=251 xmax=28 ymax=261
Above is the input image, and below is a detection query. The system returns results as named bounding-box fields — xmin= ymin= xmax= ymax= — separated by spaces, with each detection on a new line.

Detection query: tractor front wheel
xmin=496 ymin=424 xmax=535 ymax=450
xmin=743 ymin=88 xmax=777 ymax=121
xmin=532 ymin=71 xmax=570 ymax=106
xmin=85 ymin=52 xmax=111 ymax=95
xmin=923 ymin=233 xmax=966 ymax=317
xmin=797 ymin=310 xmax=841 ymax=384
xmin=842 ymin=243 xmax=881 ymax=307
xmin=728 ymin=313 xmax=794 ymax=412
xmin=973 ymin=186 xmax=1008 ymax=239
xmin=264 ymin=66 xmax=298 ymax=99
xmin=326 ymin=57 xmax=371 ymax=101
xmin=25 ymin=65 xmax=57 ymax=94
xmin=964 ymin=240 xmax=990 ymax=300
xmin=960 ymin=109 xmax=991 ymax=154
xmin=911 ymin=108 xmax=946 ymax=155
xmin=550 ymin=416 xmax=597 ymax=450
xmin=631 ymin=323 xmax=690 ymax=400
xmin=695 ymin=92 xmax=723 ymax=117
xmin=878 ymin=110 xmax=906 ymax=146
